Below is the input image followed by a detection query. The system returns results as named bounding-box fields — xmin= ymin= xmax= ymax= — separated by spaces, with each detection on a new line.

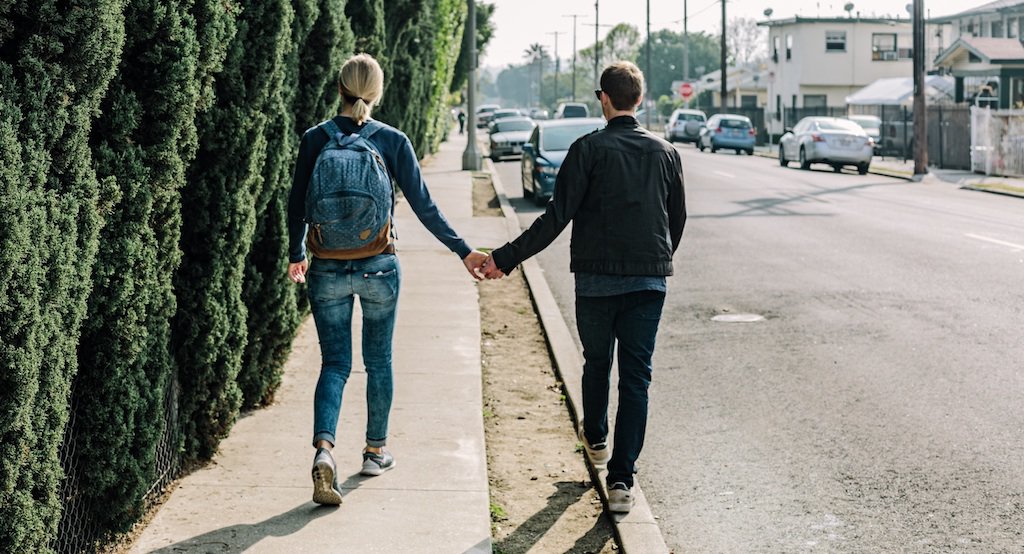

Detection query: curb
xmin=752 ymin=148 xmax=914 ymax=181
xmin=483 ymin=158 xmax=671 ymax=554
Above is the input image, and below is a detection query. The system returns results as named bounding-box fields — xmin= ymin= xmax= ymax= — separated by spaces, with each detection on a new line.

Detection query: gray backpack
xmin=305 ymin=119 xmax=394 ymax=256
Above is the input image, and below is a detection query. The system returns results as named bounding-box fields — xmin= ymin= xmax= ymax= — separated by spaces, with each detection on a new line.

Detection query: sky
xmin=481 ymin=0 xmax=969 ymax=69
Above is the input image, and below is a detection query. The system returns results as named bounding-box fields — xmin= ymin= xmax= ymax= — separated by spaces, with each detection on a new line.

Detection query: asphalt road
xmin=491 ymin=145 xmax=1024 ymax=553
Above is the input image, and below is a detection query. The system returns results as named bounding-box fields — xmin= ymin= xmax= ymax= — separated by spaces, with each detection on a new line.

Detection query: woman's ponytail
xmin=339 ymin=54 xmax=384 ymax=125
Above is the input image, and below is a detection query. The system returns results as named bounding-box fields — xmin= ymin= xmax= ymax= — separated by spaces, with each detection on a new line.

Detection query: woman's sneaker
xmin=360 ymin=448 xmax=396 ymax=476
xmin=311 ymin=448 xmax=343 ymax=505
xmin=608 ymin=482 xmax=634 ymax=513
xmin=577 ymin=420 xmax=611 ymax=466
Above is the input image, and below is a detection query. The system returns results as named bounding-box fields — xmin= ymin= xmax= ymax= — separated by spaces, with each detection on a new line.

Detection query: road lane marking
xmin=965 ymin=233 xmax=1024 ymax=251
xmin=713 ymin=170 xmax=736 ymax=179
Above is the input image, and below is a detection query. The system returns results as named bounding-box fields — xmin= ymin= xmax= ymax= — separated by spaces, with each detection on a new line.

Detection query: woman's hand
xmin=288 ymin=260 xmax=308 ymax=284
xmin=462 ymin=250 xmax=488 ymax=281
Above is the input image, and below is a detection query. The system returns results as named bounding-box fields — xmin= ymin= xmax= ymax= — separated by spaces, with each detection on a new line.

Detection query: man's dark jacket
xmin=491 ymin=115 xmax=686 ymax=276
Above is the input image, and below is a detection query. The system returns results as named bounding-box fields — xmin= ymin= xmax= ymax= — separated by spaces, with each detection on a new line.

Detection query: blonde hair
xmin=339 ymin=53 xmax=384 ymax=125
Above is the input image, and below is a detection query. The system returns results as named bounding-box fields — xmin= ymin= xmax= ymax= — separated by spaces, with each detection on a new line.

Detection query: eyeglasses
xmin=593 ymin=89 xmax=603 ymax=101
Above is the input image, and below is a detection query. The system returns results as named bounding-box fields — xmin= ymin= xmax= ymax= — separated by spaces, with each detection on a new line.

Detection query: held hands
xmin=288 ymin=260 xmax=308 ymax=284
xmin=480 ymin=254 xmax=505 ymax=280
xmin=463 ymin=249 xmax=505 ymax=280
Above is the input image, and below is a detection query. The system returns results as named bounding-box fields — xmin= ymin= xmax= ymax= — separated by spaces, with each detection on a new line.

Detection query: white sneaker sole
xmin=608 ymin=500 xmax=634 ymax=513
xmin=312 ymin=461 xmax=343 ymax=505
xmin=577 ymin=424 xmax=611 ymax=466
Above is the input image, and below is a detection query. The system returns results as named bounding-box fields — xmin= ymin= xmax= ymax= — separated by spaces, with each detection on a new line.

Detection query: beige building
xmin=758 ymin=16 xmax=919 ymax=133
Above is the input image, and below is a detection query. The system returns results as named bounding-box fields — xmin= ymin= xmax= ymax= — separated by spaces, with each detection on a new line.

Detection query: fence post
xmin=902 ymin=105 xmax=909 ymax=162
xmin=938 ymin=106 xmax=944 ymax=169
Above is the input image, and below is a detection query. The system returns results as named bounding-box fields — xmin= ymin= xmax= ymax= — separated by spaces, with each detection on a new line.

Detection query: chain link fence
xmin=53 ymin=376 xmax=182 ymax=553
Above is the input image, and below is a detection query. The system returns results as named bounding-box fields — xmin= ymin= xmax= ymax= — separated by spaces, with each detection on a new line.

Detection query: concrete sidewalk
xmin=131 ymin=133 xmax=507 ymax=553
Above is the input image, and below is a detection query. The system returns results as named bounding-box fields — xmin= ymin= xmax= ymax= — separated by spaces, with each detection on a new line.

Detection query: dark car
xmin=553 ymin=102 xmax=590 ymax=118
xmin=520 ymin=117 xmax=605 ymax=205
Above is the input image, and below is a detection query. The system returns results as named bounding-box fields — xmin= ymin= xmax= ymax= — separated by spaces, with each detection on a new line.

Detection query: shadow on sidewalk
xmin=494 ymin=480 xmax=609 ymax=553
xmin=148 ymin=500 xmax=338 ymax=553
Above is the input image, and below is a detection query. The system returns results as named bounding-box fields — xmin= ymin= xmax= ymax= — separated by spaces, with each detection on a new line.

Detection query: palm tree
xmin=523 ymin=43 xmax=548 ymax=107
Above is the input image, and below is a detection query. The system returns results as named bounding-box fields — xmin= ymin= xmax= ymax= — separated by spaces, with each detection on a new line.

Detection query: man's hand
xmin=288 ymin=260 xmax=308 ymax=284
xmin=462 ymin=250 xmax=488 ymax=281
xmin=481 ymin=255 xmax=505 ymax=280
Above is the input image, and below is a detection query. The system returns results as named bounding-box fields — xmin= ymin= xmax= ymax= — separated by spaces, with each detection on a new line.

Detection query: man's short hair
xmin=600 ymin=61 xmax=645 ymax=111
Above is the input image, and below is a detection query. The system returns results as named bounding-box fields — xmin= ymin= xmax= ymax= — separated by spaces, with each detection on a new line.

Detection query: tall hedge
xmin=172 ymin=0 xmax=295 ymax=462
xmin=345 ymin=0 xmax=385 ymax=61
xmin=0 ymin=2 xmax=125 ymax=551
xmin=65 ymin=0 xmax=238 ymax=542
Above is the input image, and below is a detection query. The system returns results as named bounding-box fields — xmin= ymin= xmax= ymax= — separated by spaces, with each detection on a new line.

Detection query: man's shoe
xmin=311 ymin=448 xmax=343 ymax=505
xmin=608 ymin=482 xmax=634 ymax=513
xmin=360 ymin=448 xmax=396 ymax=476
xmin=577 ymin=420 xmax=611 ymax=466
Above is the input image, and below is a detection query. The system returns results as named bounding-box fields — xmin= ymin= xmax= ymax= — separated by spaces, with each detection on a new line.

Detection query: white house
xmin=758 ymin=16 xmax=920 ymax=133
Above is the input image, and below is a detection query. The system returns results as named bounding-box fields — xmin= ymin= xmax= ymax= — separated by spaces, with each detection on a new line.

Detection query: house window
xmin=967 ymin=20 xmax=975 ymax=37
xmin=826 ymin=30 xmax=846 ymax=52
xmin=992 ymin=20 xmax=1004 ymax=38
xmin=741 ymin=95 xmax=757 ymax=108
xmin=773 ymin=36 xmax=780 ymax=62
xmin=1010 ymin=19 xmax=1018 ymax=39
xmin=775 ymin=94 xmax=781 ymax=120
xmin=969 ymin=51 xmax=982 ymax=63
xmin=786 ymin=34 xmax=793 ymax=60
xmin=803 ymin=94 xmax=828 ymax=108
xmin=872 ymin=33 xmax=898 ymax=60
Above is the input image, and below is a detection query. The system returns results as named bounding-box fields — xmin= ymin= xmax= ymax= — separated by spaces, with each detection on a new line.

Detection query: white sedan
xmin=779 ymin=117 xmax=874 ymax=175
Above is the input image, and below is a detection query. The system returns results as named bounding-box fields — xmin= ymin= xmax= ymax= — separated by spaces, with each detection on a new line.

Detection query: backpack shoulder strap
xmin=319 ymin=119 xmax=343 ymax=142
xmin=357 ymin=119 xmax=384 ymax=140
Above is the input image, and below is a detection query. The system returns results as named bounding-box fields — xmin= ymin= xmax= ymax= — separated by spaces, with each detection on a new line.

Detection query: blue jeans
xmin=307 ymin=254 xmax=401 ymax=448
xmin=576 ymin=290 xmax=665 ymax=488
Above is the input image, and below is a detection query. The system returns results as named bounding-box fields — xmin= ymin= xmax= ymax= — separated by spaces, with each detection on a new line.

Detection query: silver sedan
xmin=779 ymin=117 xmax=874 ymax=174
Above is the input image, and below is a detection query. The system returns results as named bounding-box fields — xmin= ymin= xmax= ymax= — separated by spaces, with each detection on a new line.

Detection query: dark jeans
xmin=576 ymin=290 xmax=666 ymax=487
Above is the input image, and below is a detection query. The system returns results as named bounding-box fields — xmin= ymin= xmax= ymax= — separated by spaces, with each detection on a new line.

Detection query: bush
xmin=0 ymin=2 xmax=126 ymax=551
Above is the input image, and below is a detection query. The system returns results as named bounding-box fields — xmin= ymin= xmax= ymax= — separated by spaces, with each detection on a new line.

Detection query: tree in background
xmin=172 ymin=0 xmax=295 ymax=463
xmin=494 ymin=63 xmax=533 ymax=108
xmin=0 ymin=2 xmax=125 ymax=551
xmin=727 ymin=17 xmax=768 ymax=66
xmin=643 ymin=29 xmax=721 ymax=101
xmin=522 ymin=43 xmax=549 ymax=107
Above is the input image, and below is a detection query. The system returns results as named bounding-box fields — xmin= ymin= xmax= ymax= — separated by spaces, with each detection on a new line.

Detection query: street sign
xmin=679 ymin=82 xmax=694 ymax=99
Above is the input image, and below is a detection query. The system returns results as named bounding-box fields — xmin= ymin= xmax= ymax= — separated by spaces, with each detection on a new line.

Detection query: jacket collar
xmin=608 ymin=115 xmax=638 ymax=127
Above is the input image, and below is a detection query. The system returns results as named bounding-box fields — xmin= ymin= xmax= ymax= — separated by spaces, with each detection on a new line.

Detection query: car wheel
xmin=734 ymin=149 xmax=741 ymax=155
xmin=522 ymin=173 xmax=533 ymax=198
xmin=746 ymin=149 xmax=754 ymax=156
xmin=533 ymin=184 xmax=548 ymax=207
xmin=833 ymin=164 xmax=842 ymax=173
xmin=799 ymin=147 xmax=810 ymax=170
xmin=711 ymin=141 xmax=718 ymax=153
xmin=779 ymin=146 xmax=788 ymax=167
xmin=858 ymin=163 xmax=869 ymax=175
xmin=698 ymin=140 xmax=705 ymax=152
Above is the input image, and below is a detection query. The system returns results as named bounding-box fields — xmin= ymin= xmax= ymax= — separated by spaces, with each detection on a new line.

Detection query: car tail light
xmin=715 ymin=127 xmax=724 ymax=134
xmin=867 ymin=137 xmax=875 ymax=147
xmin=811 ymin=133 xmax=825 ymax=143
xmin=748 ymin=128 xmax=756 ymax=136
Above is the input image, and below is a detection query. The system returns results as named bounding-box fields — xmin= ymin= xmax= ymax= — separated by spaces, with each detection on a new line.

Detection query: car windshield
xmin=719 ymin=118 xmax=751 ymax=129
xmin=847 ymin=116 xmax=881 ymax=129
xmin=562 ymin=105 xmax=588 ymax=117
xmin=542 ymin=123 xmax=602 ymax=151
xmin=496 ymin=120 xmax=534 ymax=132
xmin=817 ymin=119 xmax=864 ymax=132
xmin=678 ymin=113 xmax=705 ymax=122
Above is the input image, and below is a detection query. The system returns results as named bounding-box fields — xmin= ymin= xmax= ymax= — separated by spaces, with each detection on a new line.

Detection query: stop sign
xmin=679 ymin=82 xmax=694 ymax=99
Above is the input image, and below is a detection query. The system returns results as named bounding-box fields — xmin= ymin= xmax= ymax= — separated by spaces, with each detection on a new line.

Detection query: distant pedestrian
xmin=457 ymin=108 xmax=466 ymax=134
xmin=480 ymin=61 xmax=686 ymax=514
xmin=287 ymin=53 xmax=488 ymax=505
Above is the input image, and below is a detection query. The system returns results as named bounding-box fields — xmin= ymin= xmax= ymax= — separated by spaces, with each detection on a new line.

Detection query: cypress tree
xmin=345 ymin=0 xmax=384 ymax=61
xmin=237 ymin=0 xmax=353 ymax=408
xmin=0 ymin=2 xmax=125 ymax=551
xmin=65 ymin=0 xmax=236 ymax=541
xmin=173 ymin=0 xmax=294 ymax=462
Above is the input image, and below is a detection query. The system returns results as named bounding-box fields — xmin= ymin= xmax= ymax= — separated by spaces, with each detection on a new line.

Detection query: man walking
xmin=481 ymin=61 xmax=686 ymax=513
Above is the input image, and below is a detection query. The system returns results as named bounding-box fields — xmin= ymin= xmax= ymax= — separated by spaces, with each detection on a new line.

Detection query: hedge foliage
xmin=0 ymin=2 xmax=126 ymax=551
xmin=1 ymin=0 xmax=471 ymax=549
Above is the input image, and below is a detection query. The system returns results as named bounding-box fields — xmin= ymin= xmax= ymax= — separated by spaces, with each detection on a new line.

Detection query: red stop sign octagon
xmin=679 ymin=82 xmax=694 ymax=98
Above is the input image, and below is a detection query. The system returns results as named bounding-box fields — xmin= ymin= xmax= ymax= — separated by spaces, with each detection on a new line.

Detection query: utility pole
xmin=462 ymin=0 xmax=480 ymax=170
xmin=564 ymin=14 xmax=585 ymax=101
xmin=548 ymin=31 xmax=562 ymax=103
xmin=912 ymin=0 xmax=928 ymax=177
xmin=683 ymin=0 xmax=689 ymax=82
xmin=646 ymin=0 xmax=652 ymax=128
xmin=720 ymin=0 xmax=728 ymax=109
xmin=594 ymin=0 xmax=600 ymax=88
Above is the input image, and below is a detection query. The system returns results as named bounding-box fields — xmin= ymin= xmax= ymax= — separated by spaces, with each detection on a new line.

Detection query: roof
xmin=537 ymin=117 xmax=605 ymax=128
xmin=757 ymin=16 xmax=910 ymax=27
xmin=845 ymin=76 xmax=955 ymax=105
xmin=930 ymin=0 xmax=1024 ymax=23
xmin=934 ymin=36 xmax=1024 ymax=65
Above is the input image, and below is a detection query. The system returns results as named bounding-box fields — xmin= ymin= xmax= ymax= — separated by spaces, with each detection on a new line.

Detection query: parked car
xmin=697 ymin=114 xmax=756 ymax=154
xmin=476 ymin=103 xmax=501 ymax=128
xmin=528 ymin=107 xmax=550 ymax=120
xmin=521 ymin=117 xmax=605 ymax=205
xmin=845 ymin=115 xmax=882 ymax=154
xmin=486 ymin=109 xmax=525 ymax=132
xmin=553 ymin=102 xmax=590 ymax=118
xmin=778 ymin=116 xmax=874 ymax=174
xmin=488 ymin=117 xmax=536 ymax=161
xmin=665 ymin=108 xmax=707 ymax=144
